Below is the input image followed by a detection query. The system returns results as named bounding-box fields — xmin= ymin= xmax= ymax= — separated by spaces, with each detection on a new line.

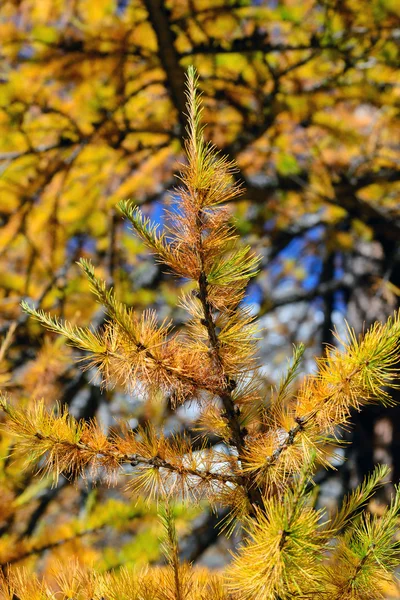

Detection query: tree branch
xmin=32 ymin=432 xmax=239 ymax=485
xmin=259 ymin=274 xmax=356 ymax=315
xmin=0 ymin=527 xmax=103 ymax=568
xmin=143 ymin=0 xmax=188 ymax=136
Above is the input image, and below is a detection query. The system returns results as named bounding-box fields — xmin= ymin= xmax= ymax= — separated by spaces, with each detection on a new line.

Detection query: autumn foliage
xmin=0 ymin=66 xmax=400 ymax=599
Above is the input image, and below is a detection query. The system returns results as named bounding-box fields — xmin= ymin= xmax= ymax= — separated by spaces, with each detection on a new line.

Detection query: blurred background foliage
xmin=0 ymin=0 xmax=399 ymax=579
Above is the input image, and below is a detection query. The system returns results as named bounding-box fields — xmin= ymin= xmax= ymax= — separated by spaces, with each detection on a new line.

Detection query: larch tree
xmin=0 ymin=0 xmax=399 ymax=492
xmin=1 ymin=67 xmax=400 ymax=600
xmin=0 ymin=0 xmax=400 ymax=588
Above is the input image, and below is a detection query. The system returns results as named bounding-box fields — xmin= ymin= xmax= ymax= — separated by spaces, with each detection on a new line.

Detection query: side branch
xmin=248 ymin=312 xmax=400 ymax=479
xmin=31 ymin=430 xmax=239 ymax=486
xmin=126 ymin=451 xmax=239 ymax=484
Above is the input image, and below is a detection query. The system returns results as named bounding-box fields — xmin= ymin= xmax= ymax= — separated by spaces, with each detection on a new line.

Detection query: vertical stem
xmin=163 ymin=503 xmax=183 ymax=600
xmin=197 ymin=259 xmax=263 ymax=511
xmin=197 ymin=271 xmax=244 ymax=454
